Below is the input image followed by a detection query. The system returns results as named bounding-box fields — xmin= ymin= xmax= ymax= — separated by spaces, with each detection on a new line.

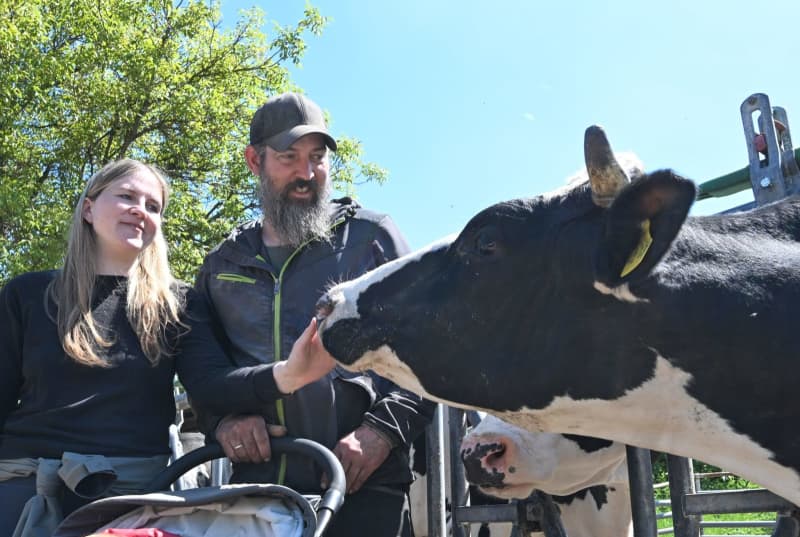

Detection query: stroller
xmin=53 ymin=438 xmax=346 ymax=537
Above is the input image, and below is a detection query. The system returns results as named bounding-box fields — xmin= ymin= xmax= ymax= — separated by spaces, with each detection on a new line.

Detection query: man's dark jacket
xmin=194 ymin=198 xmax=434 ymax=492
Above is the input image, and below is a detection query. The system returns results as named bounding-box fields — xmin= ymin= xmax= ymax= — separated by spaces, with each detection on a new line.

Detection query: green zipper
xmin=271 ymin=217 xmax=346 ymax=486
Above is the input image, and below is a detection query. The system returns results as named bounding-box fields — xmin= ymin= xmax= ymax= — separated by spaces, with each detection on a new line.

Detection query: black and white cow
xmin=316 ymin=125 xmax=800 ymax=506
xmin=460 ymin=414 xmax=632 ymax=537
xmin=411 ymin=412 xmax=631 ymax=537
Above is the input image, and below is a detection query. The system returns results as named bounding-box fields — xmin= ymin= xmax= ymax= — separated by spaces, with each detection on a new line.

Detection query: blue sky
xmin=222 ymin=0 xmax=800 ymax=250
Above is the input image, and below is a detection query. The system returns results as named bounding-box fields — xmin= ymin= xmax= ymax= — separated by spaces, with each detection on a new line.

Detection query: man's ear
xmin=244 ymin=145 xmax=262 ymax=176
xmin=82 ymin=199 xmax=94 ymax=224
xmin=594 ymin=169 xmax=696 ymax=287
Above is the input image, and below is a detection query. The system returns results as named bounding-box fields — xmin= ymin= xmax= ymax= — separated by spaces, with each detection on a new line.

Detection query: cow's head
xmin=316 ymin=126 xmax=696 ymax=412
xmin=459 ymin=414 xmax=627 ymax=499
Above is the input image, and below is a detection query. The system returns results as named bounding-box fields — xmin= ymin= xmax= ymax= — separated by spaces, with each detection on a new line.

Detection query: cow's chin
xmin=345 ymin=345 xmax=434 ymax=401
xmin=478 ymin=483 xmax=537 ymax=501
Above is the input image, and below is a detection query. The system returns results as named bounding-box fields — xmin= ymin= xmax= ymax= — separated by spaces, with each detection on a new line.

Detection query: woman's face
xmin=82 ymin=168 xmax=164 ymax=274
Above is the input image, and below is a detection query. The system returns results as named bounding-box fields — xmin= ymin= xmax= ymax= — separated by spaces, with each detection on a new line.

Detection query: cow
xmin=411 ymin=411 xmax=632 ymax=537
xmin=460 ymin=413 xmax=632 ymax=537
xmin=315 ymin=125 xmax=800 ymax=506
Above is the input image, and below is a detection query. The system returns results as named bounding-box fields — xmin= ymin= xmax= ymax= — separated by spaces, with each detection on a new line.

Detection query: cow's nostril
xmin=485 ymin=444 xmax=506 ymax=466
xmin=315 ymin=294 xmax=334 ymax=322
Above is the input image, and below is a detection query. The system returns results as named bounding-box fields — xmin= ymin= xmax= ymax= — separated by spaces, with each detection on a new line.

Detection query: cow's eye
xmin=475 ymin=227 xmax=500 ymax=257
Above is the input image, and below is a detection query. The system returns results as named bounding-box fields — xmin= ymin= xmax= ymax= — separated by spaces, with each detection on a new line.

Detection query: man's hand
xmin=273 ymin=317 xmax=336 ymax=394
xmin=215 ymin=414 xmax=287 ymax=463
xmin=324 ymin=424 xmax=393 ymax=494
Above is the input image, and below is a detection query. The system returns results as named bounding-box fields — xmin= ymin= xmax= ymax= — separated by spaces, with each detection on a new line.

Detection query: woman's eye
xmin=118 ymin=193 xmax=132 ymax=200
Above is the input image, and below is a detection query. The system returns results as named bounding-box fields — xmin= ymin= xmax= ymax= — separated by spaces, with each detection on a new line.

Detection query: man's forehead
xmin=284 ymin=133 xmax=328 ymax=152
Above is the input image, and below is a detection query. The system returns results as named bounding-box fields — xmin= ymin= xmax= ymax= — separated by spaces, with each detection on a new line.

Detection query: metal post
xmin=667 ymin=455 xmax=700 ymax=537
xmin=449 ymin=407 xmax=471 ymax=537
xmin=627 ymin=446 xmax=658 ymax=537
xmin=740 ymin=93 xmax=789 ymax=205
xmin=426 ymin=404 xmax=447 ymax=537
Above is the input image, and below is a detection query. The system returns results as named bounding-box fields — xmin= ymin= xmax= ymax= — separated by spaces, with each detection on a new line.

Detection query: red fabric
xmin=87 ymin=529 xmax=182 ymax=537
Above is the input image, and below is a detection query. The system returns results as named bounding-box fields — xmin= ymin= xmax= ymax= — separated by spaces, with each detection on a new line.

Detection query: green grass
xmin=657 ymin=511 xmax=776 ymax=536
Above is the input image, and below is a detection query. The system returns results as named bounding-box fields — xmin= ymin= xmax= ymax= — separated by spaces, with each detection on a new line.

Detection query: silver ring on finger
xmin=233 ymin=443 xmax=244 ymax=450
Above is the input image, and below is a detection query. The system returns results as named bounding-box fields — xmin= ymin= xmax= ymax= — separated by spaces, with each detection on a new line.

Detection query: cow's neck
xmin=495 ymin=354 xmax=800 ymax=507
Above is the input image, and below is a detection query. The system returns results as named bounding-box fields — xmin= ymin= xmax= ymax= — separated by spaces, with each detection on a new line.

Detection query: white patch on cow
xmin=558 ymin=487 xmax=633 ymax=537
xmin=593 ymin=281 xmax=649 ymax=303
xmin=321 ymin=234 xmax=456 ymax=328
xmin=462 ymin=414 xmax=627 ymax=497
xmin=343 ymin=346 xmax=800 ymax=505
xmin=495 ymin=356 xmax=800 ymax=506
xmin=344 ymin=345 xmax=433 ymax=398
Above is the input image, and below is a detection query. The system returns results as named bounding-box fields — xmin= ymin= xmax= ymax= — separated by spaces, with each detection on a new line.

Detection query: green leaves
xmin=0 ymin=0 xmax=384 ymax=284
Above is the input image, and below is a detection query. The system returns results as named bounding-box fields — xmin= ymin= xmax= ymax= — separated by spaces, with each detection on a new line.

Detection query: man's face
xmin=251 ymin=133 xmax=333 ymax=247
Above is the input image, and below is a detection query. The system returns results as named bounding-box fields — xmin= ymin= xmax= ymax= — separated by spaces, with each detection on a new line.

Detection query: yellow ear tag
xmin=620 ymin=219 xmax=652 ymax=277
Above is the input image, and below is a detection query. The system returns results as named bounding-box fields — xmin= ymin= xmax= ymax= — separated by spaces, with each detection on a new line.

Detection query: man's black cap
xmin=249 ymin=92 xmax=337 ymax=151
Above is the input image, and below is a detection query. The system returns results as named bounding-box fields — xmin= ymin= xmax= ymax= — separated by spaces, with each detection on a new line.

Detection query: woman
xmin=0 ymin=159 xmax=334 ymax=535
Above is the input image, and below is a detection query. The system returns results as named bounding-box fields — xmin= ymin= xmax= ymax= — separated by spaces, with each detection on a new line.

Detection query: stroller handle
xmin=146 ymin=437 xmax=345 ymax=536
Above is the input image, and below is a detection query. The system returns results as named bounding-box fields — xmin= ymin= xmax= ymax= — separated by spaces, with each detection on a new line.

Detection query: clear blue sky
xmin=223 ymin=0 xmax=800 ymax=250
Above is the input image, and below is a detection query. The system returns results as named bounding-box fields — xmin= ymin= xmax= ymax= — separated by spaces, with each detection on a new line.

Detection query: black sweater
xmin=0 ymin=270 xmax=278 ymax=459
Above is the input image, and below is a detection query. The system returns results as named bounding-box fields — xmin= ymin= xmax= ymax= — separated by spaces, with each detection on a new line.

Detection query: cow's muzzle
xmin=315 ymin=293 xmax=335 ymax=324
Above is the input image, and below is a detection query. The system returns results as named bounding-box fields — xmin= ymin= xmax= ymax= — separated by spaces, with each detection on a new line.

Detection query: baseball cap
xmin=249 ymin=92 xmax=337 ymax=152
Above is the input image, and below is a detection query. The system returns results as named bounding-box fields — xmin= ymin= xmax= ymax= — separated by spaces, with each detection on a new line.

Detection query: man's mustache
xmin=283 ymin=178 xmax=318 ymax=195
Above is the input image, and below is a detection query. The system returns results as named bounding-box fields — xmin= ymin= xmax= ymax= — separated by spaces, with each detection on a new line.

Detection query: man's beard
xmin=259 ymin=173 xmax=332 ymax=248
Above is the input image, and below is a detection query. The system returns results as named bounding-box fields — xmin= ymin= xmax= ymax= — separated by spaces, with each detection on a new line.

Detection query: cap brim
xmin=266 ymin=125 xmax=337 ymax=152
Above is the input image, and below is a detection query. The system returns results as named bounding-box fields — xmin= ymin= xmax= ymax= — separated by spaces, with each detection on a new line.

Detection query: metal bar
xmin=667 ymin=455 xmax=700 ymax=537
xmin=530 ymin=491 xmax=568 ymax=537
xmin=627 ymin=446 xmax=659 ymax=537
xmin=426 ymin=404 xmax=447 ymax=537
xmin=701 ymin=521 xmax=776 ymax=528
xmin=449 ymin=407 xmax=470 ymax=537
xmin=740 ymin=92 xmax=788 ymax=205
xmin=454 ymin=504 xmax=520 ymax=523
xmin=773 ymin=107 xmax=800 ymax=191
xmin=772 ymin=512 xmax=800 ymax=537
xmin=684 ymin=489 xmax=794 ymax=515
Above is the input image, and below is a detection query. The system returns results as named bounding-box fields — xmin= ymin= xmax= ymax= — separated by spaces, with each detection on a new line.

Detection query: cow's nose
xmin=315 ymin=293 xmax=334 ymax=322
xmin=460 ymin=439 xmax=510 ymax=487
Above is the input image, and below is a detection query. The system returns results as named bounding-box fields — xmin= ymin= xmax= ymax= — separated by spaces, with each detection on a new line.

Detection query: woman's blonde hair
xmin=47 ymin=158 xmax=184 ymax=367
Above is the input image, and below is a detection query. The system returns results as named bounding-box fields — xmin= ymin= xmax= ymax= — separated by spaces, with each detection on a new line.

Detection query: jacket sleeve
xmin=359 ymin=215 xmax=436 ymax=448
xmin=0 ymin=279 xmax=24 ymax=432
xmin=178 ymin=277 xmax=284 ymax=438
xmin=363 ymin=375 xmax=437 ymax=448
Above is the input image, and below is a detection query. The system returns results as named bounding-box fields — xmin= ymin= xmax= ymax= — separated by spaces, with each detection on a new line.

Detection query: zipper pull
xmin=273 ymin=279 xmax=280 ymax=296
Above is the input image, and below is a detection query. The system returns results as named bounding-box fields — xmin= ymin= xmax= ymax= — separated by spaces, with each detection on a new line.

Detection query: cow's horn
xmin=584 ymin=125 xmax=629 ymax=208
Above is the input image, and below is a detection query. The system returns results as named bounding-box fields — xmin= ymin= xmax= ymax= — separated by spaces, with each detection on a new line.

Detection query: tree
xmin=0 ymin=0 xmax=386 ymax=283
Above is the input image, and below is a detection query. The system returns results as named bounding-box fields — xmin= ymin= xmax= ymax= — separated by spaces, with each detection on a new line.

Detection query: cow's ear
xmin=594 ymin=170 xmax=696 ymax=286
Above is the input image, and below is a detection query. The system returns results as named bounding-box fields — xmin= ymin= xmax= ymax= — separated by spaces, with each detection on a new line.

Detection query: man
xmin=194 ymin=92 xmax=434 ymax=537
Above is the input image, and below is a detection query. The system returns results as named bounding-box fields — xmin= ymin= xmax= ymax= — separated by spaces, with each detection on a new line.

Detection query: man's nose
xmin=294 ymin=157 xmax=315 ymax=180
